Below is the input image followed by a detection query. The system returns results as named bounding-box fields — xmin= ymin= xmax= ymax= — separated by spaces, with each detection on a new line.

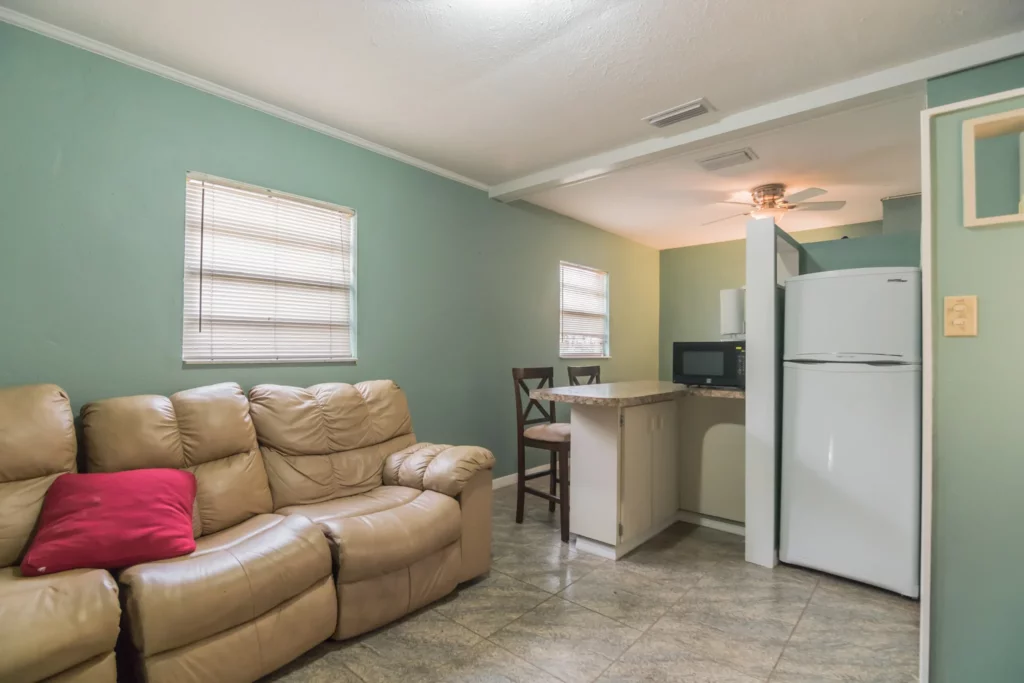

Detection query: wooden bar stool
xmin=512 ymin=367 xmax=571 ymax=543
xmin=568 ymin=365 xmax=601 ymax=386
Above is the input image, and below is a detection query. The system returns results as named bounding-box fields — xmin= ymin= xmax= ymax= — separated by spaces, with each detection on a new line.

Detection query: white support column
xmin=744 ymin=217 xmax=781 ymax=567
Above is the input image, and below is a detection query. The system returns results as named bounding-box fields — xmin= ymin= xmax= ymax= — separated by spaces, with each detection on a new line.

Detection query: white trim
xmin=917 ymin=84 xmax=1024 ymax=683
xmin=0 ymin=7 xmax=488 ymax=192
xmin=961 ymin=108 xmax=1024 ymax=227
xmin=919 ymin=104 xmax=934 ymax=683
xmin=677 ymin=510 xmax=745 ymax=538
xmin=492 ymin=464 xmax=549 ymax=490
xmin=489 ymin=31 xmax=1024 ymax=201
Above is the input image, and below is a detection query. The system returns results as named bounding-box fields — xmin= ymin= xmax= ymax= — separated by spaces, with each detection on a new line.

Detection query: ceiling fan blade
xmin=717 ymin=201 xmax=755 ymax=206
xmin=700 ymin=212 xmax=750 ymax=226
xmin=794 ymin=201 xmax=846 ymax=211
xmin=784 ymin=187 xmax=827 ymax=204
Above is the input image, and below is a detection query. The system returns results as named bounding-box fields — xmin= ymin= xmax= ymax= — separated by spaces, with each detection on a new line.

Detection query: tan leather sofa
xmin=0 ymin=384 xmax=121 ymax=683
xmin=247 ymin=380 xmax=496 ymax=639
xmin=80 ymin=383 xmax=337 ymax=683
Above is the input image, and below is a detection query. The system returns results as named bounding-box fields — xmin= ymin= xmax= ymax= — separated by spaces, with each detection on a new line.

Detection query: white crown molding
xmin=0 ymin=6 xmax=490 ymax=192
xmin=490 ymin=29 xmax=1024 ymax=202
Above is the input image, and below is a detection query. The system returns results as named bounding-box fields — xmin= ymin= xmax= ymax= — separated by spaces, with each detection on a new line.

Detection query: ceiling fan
xmin=702 ymin=183 xmax=847 ymax=225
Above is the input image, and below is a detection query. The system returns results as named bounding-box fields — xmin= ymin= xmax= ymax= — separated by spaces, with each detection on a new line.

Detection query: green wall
xmin=802 ymin=231 xmax=922 ymax=274
xmin=657 ymin=220 xmax=918 ymax=376
xmin=0 ymin=23 xmax=660 ymax=479
xmin=927 ymin=57 xmax=1024 ymax=683
xmin=927 ymin=54 xmax=1024 ymax=107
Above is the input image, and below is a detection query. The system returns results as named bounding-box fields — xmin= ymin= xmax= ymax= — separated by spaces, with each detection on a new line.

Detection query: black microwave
xmin=672 ymin=341 xmax=745 ymax=389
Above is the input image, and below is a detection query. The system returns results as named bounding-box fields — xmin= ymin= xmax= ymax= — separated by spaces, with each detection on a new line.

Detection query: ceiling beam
xmin=489 ymin=30 xmax=1024 ymax=202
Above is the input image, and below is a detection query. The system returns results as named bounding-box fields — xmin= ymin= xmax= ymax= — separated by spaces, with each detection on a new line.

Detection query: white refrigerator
xmin=779 ymin=266 xmax=921 ymax=598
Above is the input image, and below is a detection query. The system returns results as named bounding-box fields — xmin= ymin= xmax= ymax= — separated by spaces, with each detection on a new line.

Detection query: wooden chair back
xmin=512 ymin=367 xmax=556 ymax=432
xmin=568 ymin=365 xmax=601 ymax=386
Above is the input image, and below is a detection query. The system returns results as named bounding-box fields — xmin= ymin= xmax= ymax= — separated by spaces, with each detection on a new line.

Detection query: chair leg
xmin=548 ymin=451 xmax=557 ymax=513
xmin=516 ymin=441 xmax=525 ymax=524
xmin=559 ymin=447 xmax=570 ymax=543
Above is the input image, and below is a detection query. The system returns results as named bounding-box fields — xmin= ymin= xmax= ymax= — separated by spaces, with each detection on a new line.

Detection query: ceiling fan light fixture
xmin=749 ymin=206 xmax=788 ymax=222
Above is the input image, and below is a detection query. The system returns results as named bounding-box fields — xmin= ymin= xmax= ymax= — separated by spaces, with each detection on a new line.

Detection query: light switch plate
xmin=944 ymin=295 xmax=978 ymax=337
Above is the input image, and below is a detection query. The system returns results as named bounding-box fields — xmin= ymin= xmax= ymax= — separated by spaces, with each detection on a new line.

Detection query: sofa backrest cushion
xmin=248 ymin=381 xmax=416 ymax=508
xmin=0 ymin=384 xmax=77 ymax=567
xmin=81 ymin=382 xmax=272 ymax=536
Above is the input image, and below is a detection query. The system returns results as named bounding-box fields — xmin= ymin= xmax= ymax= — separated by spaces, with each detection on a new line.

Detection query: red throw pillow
xmin=21 ymin=469 xmax=197 ymax=576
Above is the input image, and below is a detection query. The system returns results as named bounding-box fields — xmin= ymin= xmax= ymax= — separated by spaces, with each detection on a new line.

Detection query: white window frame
xmin=558 ymin=260 xmax=611 ymax=359
xmin=181 ymin=172 xmax=357 ymax=364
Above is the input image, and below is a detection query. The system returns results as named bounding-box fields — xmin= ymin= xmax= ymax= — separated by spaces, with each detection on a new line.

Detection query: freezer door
xmin=780 ymin=362 xmax=921 ymax=597
xmin=784 ymin=267 xmax=921 ymax=363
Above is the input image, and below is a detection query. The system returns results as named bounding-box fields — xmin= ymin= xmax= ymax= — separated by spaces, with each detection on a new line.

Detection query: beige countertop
xmin=531 ymin=380 xmax=744 ymax=407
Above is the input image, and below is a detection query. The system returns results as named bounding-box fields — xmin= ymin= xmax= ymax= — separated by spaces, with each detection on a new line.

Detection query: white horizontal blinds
xmin=559 ymin=261 xmax=609 ymax=357
xmin=182 ymin=174 xmax=355 ymax=363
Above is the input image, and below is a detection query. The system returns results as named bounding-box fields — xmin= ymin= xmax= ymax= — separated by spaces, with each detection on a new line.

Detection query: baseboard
xmin=677 ymin=510 xmax=746 ymax=537
xmin=492 ymin=465 xmax=549 ymax=490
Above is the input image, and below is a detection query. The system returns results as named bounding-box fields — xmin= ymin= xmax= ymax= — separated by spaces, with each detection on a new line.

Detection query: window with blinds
xmin=182 ymin=173 xmax=356 ymax=363
xmin=559 ymin=261 xmax=609 ymax=358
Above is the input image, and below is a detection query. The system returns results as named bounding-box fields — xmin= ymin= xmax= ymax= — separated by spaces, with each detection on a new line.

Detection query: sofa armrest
xmin=383 ymin=443 xmax=495 ymax=497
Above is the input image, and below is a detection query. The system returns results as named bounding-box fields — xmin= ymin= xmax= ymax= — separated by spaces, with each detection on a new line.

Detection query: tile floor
xmin=264 ymin=487 xmax=920 ymax=683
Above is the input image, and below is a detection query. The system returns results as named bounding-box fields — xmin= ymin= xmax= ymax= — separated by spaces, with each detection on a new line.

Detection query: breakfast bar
xmin=531 ymin=380 xmax=744 ymax=559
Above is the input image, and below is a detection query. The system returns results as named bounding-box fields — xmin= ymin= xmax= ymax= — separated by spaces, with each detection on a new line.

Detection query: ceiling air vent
xmin=643 ymin=98 xmax=715 ymax=128
xmin=696 ymin=147 xmax=759 ymax=172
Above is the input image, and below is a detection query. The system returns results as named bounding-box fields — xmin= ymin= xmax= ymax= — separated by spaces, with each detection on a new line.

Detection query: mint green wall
xmin=927 ymin=54 xmax=1024 ymax=107
xmin=802 ymin=231 xmax=921 ymax=273
xmin=0 ymin=23 xmax=660 ymax=479
xmin=927 ymin=56 xmax=1024 ymax=682
xmin=657 ymin=221 xmax=907 ymax=377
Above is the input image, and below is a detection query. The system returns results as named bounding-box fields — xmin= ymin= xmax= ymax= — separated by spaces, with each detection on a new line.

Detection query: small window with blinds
xmin=559 ymin=261 xmax=609 ymax=358
xmin=182 ymin=173 xmax=356 ymax=364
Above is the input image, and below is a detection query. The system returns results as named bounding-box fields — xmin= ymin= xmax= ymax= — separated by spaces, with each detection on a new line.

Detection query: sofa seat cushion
xmin=277 ymin=485 xmax=420 ymax=521
xmin=118 ymin=513 xmax=332 ymax=657
xmin=0 ymin=566 xmax=120 ymax=682
xmin=305 ymin=489 xmax=460 ymax=583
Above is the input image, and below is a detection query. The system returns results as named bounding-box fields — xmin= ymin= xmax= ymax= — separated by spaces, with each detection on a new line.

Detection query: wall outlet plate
xmin=944 ymin=295 xmax=978 ymax=337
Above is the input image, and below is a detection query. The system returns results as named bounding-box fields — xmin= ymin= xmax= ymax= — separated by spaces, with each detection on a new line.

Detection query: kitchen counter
xmin=531 ymin=380 xmax=743 ymax=407
xmin=527 ymin=380 xmax=743 ymax=560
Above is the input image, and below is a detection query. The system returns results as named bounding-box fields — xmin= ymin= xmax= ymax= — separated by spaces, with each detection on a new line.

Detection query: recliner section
xmin=248 ymin=380 xmax=495 ymax=639
xmin=81 ymin=383 xmax=336 ymax=683
xmin=0 ymin=384 xmax=121 ymax=683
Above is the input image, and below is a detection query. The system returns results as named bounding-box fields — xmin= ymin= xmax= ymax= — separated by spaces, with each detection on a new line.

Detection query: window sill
xmin=559 ymin=355 xmax=610 ymax=360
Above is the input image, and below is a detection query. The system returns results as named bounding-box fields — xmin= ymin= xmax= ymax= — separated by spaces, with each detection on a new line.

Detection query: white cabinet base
xmin=568 ymin=400 xmax=681 ymax=560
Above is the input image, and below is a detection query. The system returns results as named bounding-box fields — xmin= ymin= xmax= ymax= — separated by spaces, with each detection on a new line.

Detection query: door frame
xmin=917 ymin=84 xmax=1024 ymax=683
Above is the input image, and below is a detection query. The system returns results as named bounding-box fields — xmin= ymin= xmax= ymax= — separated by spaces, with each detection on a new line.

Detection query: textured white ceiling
xmin=528 ymin=93 xmax=926 ymax=249
xmin=2 ymin=0 xmax=1022 ymax=185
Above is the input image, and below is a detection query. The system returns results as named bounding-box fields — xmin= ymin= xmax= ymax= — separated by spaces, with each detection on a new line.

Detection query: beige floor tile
xmin=491 ymin=542 xmax=607 ymax=593
xmin=558 ymin=562 xmax=692 ymax=630
xmin=673 ymin=580 xmax=815 ymax=642
xmin=442 ymin=640 xmax=563 ymax=682
xmin=339 ymin=609 xmax=483 ymax=683
xmin=770 ymin=625 xmax=919 ymax=683
xmin=489 ymin=596 xmax=643 ymax=683
xmin=649 ymin=607 xmax=788 ymax=680
xmin=434 ymin=572 xmax=551 ymax=637
xmin=599 ymin=631 xmax=764 ymax=683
